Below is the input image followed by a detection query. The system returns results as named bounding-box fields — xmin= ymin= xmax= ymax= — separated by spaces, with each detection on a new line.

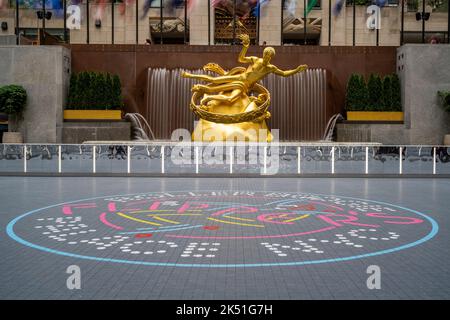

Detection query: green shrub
xmin=390 ymin=74 xmax=401 ymax=111
xmin=112 ymin=74 xmax=124 ymax=110
xmin=438 ymin=91 xmax=450 ymax=112
xmin=0 ymin=85 xmax=27 ymax=116
xmin=381 ymin=75 xmax=392 ymax=111
xmin=367 ymin=74 xmax=383 ymax=111
xmin=66 ymin=71 xmax=123 ymax=110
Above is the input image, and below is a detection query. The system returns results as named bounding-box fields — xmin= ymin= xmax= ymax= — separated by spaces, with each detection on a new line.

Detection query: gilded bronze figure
xmin=182 ymin=34 xmax=307 ymax=142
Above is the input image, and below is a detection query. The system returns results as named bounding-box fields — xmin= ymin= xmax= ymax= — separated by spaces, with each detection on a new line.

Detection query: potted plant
xmin=64 ymin=71 xmax=124 ymax=120
xmin=438 ymin=90 xmax=450 ymax=145
xmin=0 ymin=84 xmax=27 ymax=143
xmin=346 ymin=73 xmax=404 ymax=121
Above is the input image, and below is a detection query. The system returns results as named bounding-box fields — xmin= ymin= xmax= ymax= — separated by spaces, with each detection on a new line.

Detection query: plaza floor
xmin=0 ymin=176 xmax=449 ymax=300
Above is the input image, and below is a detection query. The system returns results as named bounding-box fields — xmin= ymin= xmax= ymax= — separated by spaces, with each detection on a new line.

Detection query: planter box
xmin=64 ymin=110 xmax=122 ymax=120
xmin=347 ymin=111 xmax=403 ymax=122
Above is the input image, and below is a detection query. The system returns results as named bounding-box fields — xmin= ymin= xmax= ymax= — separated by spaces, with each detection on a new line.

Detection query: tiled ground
xmin=0 ymin=177 xmax=449 ymax=300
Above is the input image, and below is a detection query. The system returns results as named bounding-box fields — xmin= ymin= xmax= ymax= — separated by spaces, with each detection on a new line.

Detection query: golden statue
xmin=182 ymin=34 xmax=308 ymax=142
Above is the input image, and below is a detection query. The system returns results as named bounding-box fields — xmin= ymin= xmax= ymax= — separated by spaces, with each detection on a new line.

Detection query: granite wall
xmin=0 ymin=45 xmax=71 ymax=143
xmin=398 ymin=44 xmax=450 ymax=145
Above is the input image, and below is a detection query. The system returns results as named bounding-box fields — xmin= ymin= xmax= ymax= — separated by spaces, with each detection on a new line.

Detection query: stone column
xmin=259 ymin=0 xmax=282 ymax=46
xmin=189 ymin=0 xmax=210 ymax=45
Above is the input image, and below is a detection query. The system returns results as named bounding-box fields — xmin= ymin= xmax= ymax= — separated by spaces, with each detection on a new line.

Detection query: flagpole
xmin=328 ymin=0 xmax=331 ymax=46
xmin=303 ymin=0 xmax=306 ymax=45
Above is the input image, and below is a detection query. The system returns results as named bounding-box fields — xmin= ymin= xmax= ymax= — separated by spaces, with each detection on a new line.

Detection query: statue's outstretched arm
xmin=272 ymin=64 xmax=308 ymax=77
xmin=237 ymin=34 xmax=256 ymax=64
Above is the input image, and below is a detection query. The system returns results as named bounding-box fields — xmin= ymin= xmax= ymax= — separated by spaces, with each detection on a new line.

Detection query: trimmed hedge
xmin=345 ymin=74 xmax=368 ymax=111
xmin=345 ymin=73 xmax=402 ymax=112
xmin=66 ymin=71 xmax=124 ymax=110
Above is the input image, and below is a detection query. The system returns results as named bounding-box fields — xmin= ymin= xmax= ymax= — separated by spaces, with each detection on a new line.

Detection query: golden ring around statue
xmin=189 ymin=83 xmax=271 ymax=124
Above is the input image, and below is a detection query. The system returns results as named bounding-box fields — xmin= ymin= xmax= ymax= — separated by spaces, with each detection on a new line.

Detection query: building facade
xmin=0 ymin=1 xmax=449 ymax=46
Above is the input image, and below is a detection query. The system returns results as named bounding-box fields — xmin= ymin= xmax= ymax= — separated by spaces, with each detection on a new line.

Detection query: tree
xmin=367 ymin=74 xmax=383 ymax=111
xmin=0 ymin=85 xmax=27 ymax=131
xmin=346 ymin=74 xmax=359 ymax=111
xmin=357 ymin=75 xmax=369 ymax=110
xmin=346 ymin=74 xmax=369 ymax=111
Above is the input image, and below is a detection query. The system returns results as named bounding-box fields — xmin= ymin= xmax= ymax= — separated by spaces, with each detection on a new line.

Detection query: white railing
xmin=0 ymin=142 xmax=449 ymax=175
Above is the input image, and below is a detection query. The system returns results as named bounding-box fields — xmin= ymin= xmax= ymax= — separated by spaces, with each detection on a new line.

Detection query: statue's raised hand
xmin=238 ymin=34 xmax=250 ymax=47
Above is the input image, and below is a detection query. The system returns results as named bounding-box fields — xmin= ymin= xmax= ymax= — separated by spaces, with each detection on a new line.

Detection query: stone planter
xmin=444 ymin=134 xmax=450 ymax=146
xmin=2 ymin=132 xmax=23 ymax=144
xmin=346 ymin=111 xmax=404 ymax=122
xmin=64 ymin=110 xmax=122 ymax=120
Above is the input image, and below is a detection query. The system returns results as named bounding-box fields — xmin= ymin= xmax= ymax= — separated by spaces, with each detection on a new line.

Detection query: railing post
xmin=331 ymin=146 xmax=335 ymax=174
xmin=399 ymin=146 xmax=403 ymax=174
xmin=297 ymin=146 xmax=301 ymax=174
xmin=365 ymin=146 xmax=369 ymax=174
xmin=263 ymin=146 xmax=267 ymax=175
xmin=127 ymin=145 xmax=131 ymax=174
xmin=161 ymin=146 xmax=165 ymax=174
xmin=58 ymin=145 xmax=62 ymax=173
xmin=92 ymin=145 xmax=96 ymax=173
xmin=433 ymin=147 xmax=436 ymax=175
xmin=195 ymin=146 xmax=199 ymax=174
xmin=23 ymin=145 xmax=27 ymax=173
xmin=229 ymin=146 xmax=233 ymax=174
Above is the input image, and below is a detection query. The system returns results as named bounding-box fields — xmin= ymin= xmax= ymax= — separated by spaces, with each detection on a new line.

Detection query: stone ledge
xmin=62 ymin=121 xmax=131 ymax=144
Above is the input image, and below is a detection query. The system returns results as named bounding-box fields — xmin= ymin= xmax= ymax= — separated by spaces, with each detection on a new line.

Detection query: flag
xmin=305 ymin=0 xmax=318 ymax=16
xmin=333 ymin=0 xmax=345 ymax=16
xmin=252 ymin=0 xmax=270 ymax=17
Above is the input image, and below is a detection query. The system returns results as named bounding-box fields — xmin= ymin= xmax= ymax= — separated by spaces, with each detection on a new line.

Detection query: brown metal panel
xmin=70 ymin=44 xmax=396 ymax=141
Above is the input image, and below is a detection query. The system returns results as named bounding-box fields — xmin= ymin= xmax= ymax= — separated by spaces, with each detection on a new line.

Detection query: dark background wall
xmin=69 ymin=44 xmax=396 ymax=140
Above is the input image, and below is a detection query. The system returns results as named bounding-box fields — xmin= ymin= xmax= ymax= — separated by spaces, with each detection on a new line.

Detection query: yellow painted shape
xmin=64 ymin=110 xmax=122 ymax=120
xmin=284 ymin=214 xmax=310 ymax=223
xmin=146 ymin=214 xmax=203 ymax=216
xmin=226 ymin=215 xmax=256 ymax=222
xmin=116 ymin=211 xmax=161 ymax=226
xmin=151 ymin=216 xmax=180 ymax=224
xmin=346 ymin=111 xmax=404 ymax=121
xmin=207 ymin=217 xmax=264 ymax=228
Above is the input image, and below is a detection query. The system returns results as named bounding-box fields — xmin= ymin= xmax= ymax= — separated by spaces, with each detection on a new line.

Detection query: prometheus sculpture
xmin=182 ymin=34 xmax=308 ymax=142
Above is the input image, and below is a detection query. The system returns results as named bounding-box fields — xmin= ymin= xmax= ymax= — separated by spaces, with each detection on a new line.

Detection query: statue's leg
xmin=201 ymin=89 xmax=242 ymax=105
xmin=182 ymin=72 xmax=212 ymax=82
xmin=182 ymin=71 xmax=241 ymax=84
xmin=197 ymin=82 xmax=243 ymax=94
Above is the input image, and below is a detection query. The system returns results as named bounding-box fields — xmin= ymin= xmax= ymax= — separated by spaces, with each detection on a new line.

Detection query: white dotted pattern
xmin=119 ymin=240 xmax=178 ymax=255
xmin=180 ymin=242 xmax=220 ymax=258
xmin=261 ymin=242 xmax=324 ymax=256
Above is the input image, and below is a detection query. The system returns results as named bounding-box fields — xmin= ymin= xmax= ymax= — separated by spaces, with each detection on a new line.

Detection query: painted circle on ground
xmin=7 ymin=191 xmax=438 ymax=267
